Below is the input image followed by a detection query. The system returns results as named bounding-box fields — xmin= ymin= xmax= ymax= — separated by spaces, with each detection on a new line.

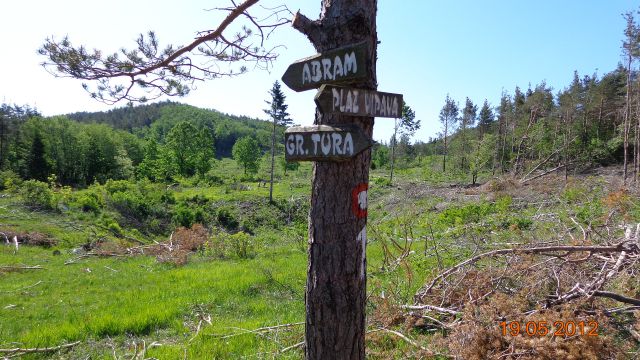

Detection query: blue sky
xmin=0 ymin=1 xmax=637 ymax=142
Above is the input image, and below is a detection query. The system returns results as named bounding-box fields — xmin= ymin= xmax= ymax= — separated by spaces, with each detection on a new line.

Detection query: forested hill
xmin=0 ymin=101 xmax=286 ymax=186
xmin=67 ymin=101 xmax=276 ymax=158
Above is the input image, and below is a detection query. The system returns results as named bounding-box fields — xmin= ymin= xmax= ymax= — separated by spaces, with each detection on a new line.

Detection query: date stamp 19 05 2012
xmin=499 ymin=320 xmax=599 ymax=337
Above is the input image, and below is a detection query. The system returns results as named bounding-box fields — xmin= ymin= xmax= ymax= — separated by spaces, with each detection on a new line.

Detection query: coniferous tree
xmin=478 ymin=99 xmax=494 ymax=138
xmin=28 ymin=131 xmax=49 ymax=181
xmin=263 ymin=81 xmax=291 ymax=202
xmin=439 ymin=94 xmax=458 ymax=172
xmin=460 ymin=97 xmax=477 ymax=170
xmin=622 ymin=12 xmax=637 ymax=183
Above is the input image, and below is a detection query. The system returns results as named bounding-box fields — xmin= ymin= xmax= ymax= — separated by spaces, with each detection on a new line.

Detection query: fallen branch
xmin=0 ymin=341 xmax=80 ymax=355
xmin=591 ymin=290 xmax=640 ymax=306
xmin=0 ymin=265 xmax=44 ymax=271
xmin=280 ymin=341 xmax=304 ymax=353
xmin=210 ymin=322 xmax=304 ymax=339
xmin=402 ymin=304 xmax=460 ymax=316
xmin=0 ymin=280 xmax=42 ymax=293
xmin=368 ymin=327 xmax=428 ymax=351
xmin=520 ymin=163 xmax=573 ymax=184
xmin=415 ymin=243 xmax=633 ymax=300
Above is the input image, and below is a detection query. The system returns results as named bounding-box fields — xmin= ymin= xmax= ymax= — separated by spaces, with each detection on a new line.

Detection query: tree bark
xmin=292 ymin=2 xmax=377 ymax=359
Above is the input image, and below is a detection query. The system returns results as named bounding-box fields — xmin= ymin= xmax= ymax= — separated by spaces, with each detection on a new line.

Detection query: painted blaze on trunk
xmin=290 ymin=1 xmax=378 ymax=359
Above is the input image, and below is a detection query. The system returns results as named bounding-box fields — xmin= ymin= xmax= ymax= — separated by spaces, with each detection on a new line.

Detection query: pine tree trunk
xmin=443 ymin=122 xmax=448 ymax=172
xmin=635 ymin=74 xmax=640 ymax=184
xmin=390 ymin=122 xmax=397 ymax=184
xmin=624 ymin=54 xmax=631 ymax=184
xmin=292 ymin=2 xmax=377 ymax=358
xmin=269 ymin=117 xmax=277 ymax=202
xmin=492 ymin=115 xmax=504 ymax=175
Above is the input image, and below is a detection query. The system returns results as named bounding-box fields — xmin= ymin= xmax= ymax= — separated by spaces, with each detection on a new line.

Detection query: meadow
xmin=2 ymin=158 xmax=640 ymax=359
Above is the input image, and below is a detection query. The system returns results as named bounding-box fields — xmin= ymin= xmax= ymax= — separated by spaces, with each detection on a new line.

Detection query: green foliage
xmin=438 ymin=201 xmax=496 ymax=226
xmin=0 ymin=169 xmax=21 ymax=191
xmin=103 ymin=179 xmax=171 ymax=233
xmin=173 ymin=203 xmax=206 ymax=228
xmin=76 ymin=190 xmax=104 ymax=213
xmin=19 ymin=180 xmax=54 ymax=209
xmin=232 ymin=136 xmax=261 ymax=175
xmin=372 ymin=144 xmax=389 ymax=169
xmin=166 ymin=121 xmax=215 ymax=177
xmin=216 ymin=206 xmax=239 ymax=230
xmin=206 ymin=231 xmax=256 ymax=259
xmin=263 ymin=81 xmax=291 ymax=126
xmin=373 ymin=176 xmax=392 ymax=187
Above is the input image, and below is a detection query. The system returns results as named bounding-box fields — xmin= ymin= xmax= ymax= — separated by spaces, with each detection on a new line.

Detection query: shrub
xmin=373 ymin=177 xmax=392 ymax=187
xmin=206 ymin=230 xmax=255 ymax=259
xmin=0 ymin=170 xmax=21 ymax=191
xmin=20 ymin=180 xmax=53 ymax=209
xmin=104 ymin=179 xmax=135 ymax=195
xmin=77 ymin=191 xmax=104 ymax=213
xmin=216 ymin=206 xmax=239 ymax=230
xmin=173 ymin=203 xmax=205 ymax=228
xmin=203 ymin=169 xmax=224 ymax=185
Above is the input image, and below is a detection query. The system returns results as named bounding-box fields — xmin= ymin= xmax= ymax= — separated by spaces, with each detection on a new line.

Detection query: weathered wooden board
xmin=314 ymin=85 xmax=403 ymax=118
xmin=284 ymin=124 xmax=372 ymax=161
xmin=281 ymin=42 xmax=368 ymax=92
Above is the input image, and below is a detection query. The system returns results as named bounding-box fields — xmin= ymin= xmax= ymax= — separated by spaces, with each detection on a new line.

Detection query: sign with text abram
xmin=284 ymin=124 xmax=372 ymax=162
xmin=281 ymin=42 xmax=368 ymax=92
xmin=315 ymin=85 xmax=403 ymax=118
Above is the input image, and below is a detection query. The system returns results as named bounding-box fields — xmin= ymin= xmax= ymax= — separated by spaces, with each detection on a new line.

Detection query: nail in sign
xmin=281 ymin=42 xmax=368 ymax=92
xmin=315 ymin=85 xmax=403 ymax=118
xmin=284 ymin=124 xmax=372 ymax=162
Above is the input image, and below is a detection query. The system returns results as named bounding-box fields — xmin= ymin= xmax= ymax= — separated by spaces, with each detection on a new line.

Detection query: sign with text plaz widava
xmin=281 ymin=42 xmax=368 ymax=92
xmin=284 ymin=124 xmax=372 ymax=162
xmin=314 ymin=84 xmax=403 ymax=118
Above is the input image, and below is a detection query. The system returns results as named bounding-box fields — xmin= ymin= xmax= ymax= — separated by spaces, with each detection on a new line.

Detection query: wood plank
xmin=284 ymin=124 xmax=372 ymax=161
xmin=281 ymin=42 xmax=368 ymax=92
xmin=314 ymin=85 xmax=403 ymax=118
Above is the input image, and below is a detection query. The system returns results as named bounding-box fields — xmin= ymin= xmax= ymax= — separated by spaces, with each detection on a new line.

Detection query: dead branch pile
xmin=65 ymin=224 xmax=209 ymax=266
xmin=406 ymin=223 xmax=640 ymax=359
xmin=0 ymin=229 xmax=56 ymax=248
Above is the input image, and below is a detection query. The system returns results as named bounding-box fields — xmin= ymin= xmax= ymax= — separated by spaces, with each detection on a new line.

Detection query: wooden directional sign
xmin=281 ymin=42 xmax=368 ymax=92
xmin=314 ymin=85 xmax=403 ymax=118
xmin=284 ymin=124 xmax=372 ymax=162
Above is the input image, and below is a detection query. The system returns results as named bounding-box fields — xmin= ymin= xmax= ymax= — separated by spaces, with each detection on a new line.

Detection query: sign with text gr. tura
xmin=314 ymin=85 xmax=403 ymax=118
xmin=284 ymin=124 xmax=372 ymax=162
xmin=281 ymin=42 xmax=368 ymax=92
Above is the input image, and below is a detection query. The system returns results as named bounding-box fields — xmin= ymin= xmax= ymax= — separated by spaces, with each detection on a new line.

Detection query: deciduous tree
xmin=390 ymin=101 xmax=419 ymax=183
xmin=232 ymin=136 xmax=260 ymax=175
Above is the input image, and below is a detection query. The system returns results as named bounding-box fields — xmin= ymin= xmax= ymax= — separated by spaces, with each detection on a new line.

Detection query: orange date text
xmin=499 ymin=320 xmax=599 ymax=337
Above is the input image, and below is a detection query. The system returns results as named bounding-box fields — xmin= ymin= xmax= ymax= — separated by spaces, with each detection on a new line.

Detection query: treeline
xmin=0 ymin=102 xmax=281 ymax=186
xmin=374 ymin=11 xmax=640 ymax=185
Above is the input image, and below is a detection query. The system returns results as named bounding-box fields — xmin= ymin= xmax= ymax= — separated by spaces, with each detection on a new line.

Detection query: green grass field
xmin=2 ymin=159 xmax=639 ymax=359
